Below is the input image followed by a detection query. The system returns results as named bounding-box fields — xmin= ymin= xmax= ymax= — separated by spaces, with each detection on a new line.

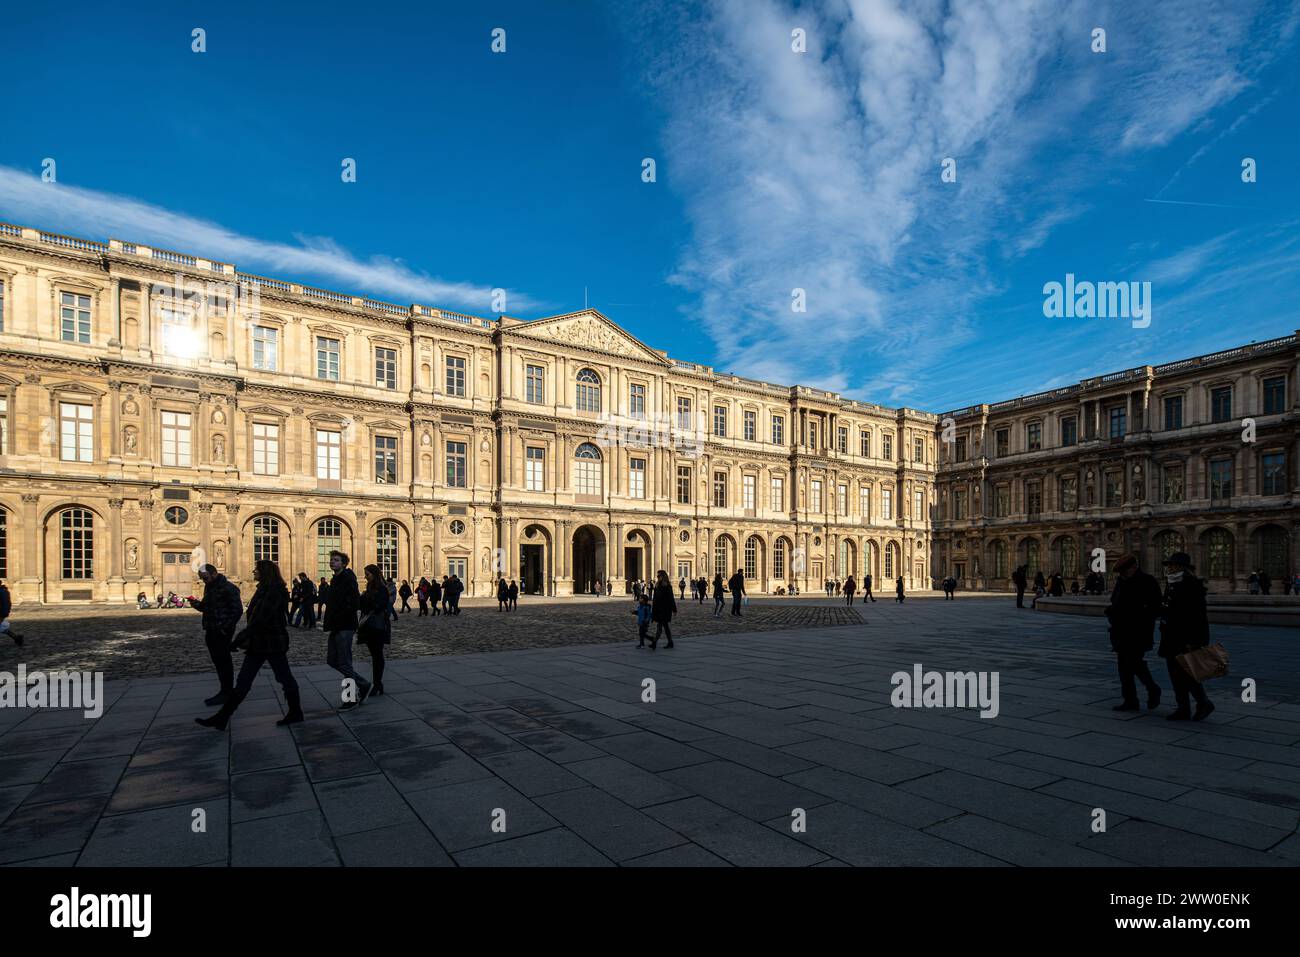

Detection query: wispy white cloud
xmin=0 ymin=166 xmax=545 ymax=313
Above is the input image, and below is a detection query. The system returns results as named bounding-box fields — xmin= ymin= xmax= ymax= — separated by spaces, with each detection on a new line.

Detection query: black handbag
xmin=356 ymin=610 xmax=388 ymax=643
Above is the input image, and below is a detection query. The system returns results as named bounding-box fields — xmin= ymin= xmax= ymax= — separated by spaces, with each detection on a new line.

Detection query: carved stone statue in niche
xmin=421 ymin=431 xmax=432 ymax=447
xmin=212 ymin=408 xmax=226 ymax=425
xmin=214 ymin=541 xmax=226 ymax=569
xmin=481 ymin=547 xmax=491 ymax=572
xmin=122 ymin=397 xmax=139 ymax=416
xmin=123 ymin=426 xmax=139 ymax=454
xmin=212 ymin=434 xmax=226 ymax=462
xmin=421 ymin=546 xmax=432 ymax=573
xmin=125 ymin=540 xmax=139 ymax=570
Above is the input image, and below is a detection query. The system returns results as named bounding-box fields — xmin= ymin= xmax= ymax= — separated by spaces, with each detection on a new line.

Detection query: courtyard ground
xmin=0 ymin=596 xmax=1296 ymax=866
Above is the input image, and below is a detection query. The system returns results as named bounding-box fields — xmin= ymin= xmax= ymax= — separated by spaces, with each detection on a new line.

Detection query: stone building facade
xmin=931 ymin=334 xmax=1299 ymax=593
xmin=0 ymin=224 xmax=936 ymax=603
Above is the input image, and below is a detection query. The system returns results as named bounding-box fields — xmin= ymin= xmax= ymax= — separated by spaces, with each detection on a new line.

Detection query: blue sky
xmin=1 ymin=0 xmax=1297 ymax=412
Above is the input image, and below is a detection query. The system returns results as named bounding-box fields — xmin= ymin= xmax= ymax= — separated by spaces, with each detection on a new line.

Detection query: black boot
xmin=204 ymin=690 xmax=232 ymax=707
xmin=196 ymin=689 xmax=245 ymax=730
xmin=277 ymin=687 xmax=304 ymax=726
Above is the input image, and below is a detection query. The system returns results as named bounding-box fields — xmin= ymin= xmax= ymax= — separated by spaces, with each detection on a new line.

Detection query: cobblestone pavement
xmin=0 ymin=597 xmax=1296 ymax=867
xmin=1 ymin=596 xmax=864 ymax=680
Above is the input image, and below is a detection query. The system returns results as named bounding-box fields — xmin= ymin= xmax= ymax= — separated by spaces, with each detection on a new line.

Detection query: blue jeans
xmin=326 ymin=629 xmax=370 ymax=694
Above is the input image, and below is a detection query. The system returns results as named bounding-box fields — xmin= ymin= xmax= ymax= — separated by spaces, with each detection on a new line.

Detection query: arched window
xmin=316 ymin=518 xmax=342 ymax=578
xmin=1058 ymin=537 xmax=1078 ymax=576
xmin=60 ymin=507 xmax=94 ymax=579
xmin=714 ymin=536 xmax=730 ymax=578
xmin=575 ymin=368 xmax=601 ymax=413
xmin=252 ymin=515 xmax=280 ymax=565
xmin=745 ymin=536 xmax=760 ymax=580
xmin=884 ymin=542 xmax=897 ymax=579
xmin=573 ymin=442 xmax=603 ymax=497
xmin=773 ymin=538 xmax=787 ymax=580
xmin=1025 ymin=539 xmax=1040 ymax=576
xmin=866 ymin=541 xmax=879 ymax=579
xmin=993 ymin=540 xmax=1008 ymax=579
xmin=1253 ymin=525 xmax=1287 ymax=579
xmin=1152 ymin=530 xmax=1185 ymax=564
xmin=0 ymin=508 xmax=7 ymax=578
xmin=1205 ymin=528 xmax=1233 ymax=578
xmin=375 ymin=521 xmax=399 ymax=580
xmin=838 ymin=540 xmax=849 ymax=578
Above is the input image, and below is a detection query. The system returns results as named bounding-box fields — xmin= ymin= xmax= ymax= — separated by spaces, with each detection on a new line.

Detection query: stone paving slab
xmin=0 ymin=596 xmax=1297 ymax=866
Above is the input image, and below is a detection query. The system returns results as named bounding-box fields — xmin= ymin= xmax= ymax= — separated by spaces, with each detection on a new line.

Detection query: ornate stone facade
xmin=0 ymin=224 xmax=935 ymax=602
xmin=931 ymin=336 xmax=1299 ymax=592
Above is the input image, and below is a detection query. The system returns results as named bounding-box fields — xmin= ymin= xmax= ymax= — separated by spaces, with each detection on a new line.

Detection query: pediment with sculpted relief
xmin=511 ymin=310 xmax=669 ymax=365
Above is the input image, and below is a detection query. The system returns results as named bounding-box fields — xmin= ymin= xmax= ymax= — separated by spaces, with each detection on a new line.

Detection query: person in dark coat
xmin=294 ymin=573 xmax=318 ymax=629
xmin=316 ymin=578 xmax=329 ymax=627
xmin=843 ymin=574 xmax=856 ymax=605
xmin=0 ymin=580 xmax=23 ymax=647
xmin=895 ymin=576 xmax=905 ymax=602
xmin=323 ymin=550 xmax=371 ymax=711
xmin=678 ymin=577 xmax=686 ymax=600
xmin=497 ymin=577 xmax=509 ymax=611
xmin=1158 ymin=552 xmax=1214 ymax=721
xmin=727 ymin=569 xmax=745 ymax=617
xmin=712 ymin=573 xmax=726 ymax=618
xmin=648 ymin=570 xmax=677 ymax=650
xmin=1104 ymin=553 xmax=1163 ymax=711
xmin=287 ymin=575 xmax=302 ymax=625
xmin=416 ymin=577 xmax=431 ymax=616
xmin=862 ymin=573 xmax=875 ymax=602
xmin=398 ymin=579 xmax=413 ymax=613
xmin=697 ymin=577 xmax=707 ymax=604
xmin=508 ymin=579 xmax=519 ymax=610
xmin=429 ymin=576 xmax=443 ymax=615
xmin=1012 ymin=565 xmax=1027 ymax=607
xmin=189 ymin=564 xmax=244 ymax=706
xmin=195 ymin=560 xmax=303 ymax=730
xmin=358 ymin=564 xmax=392 ymax=696
xmin=448 ymin=574 xmax=463 ymax=614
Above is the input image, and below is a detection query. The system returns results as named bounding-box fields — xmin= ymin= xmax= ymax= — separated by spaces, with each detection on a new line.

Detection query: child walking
xmin=634 ymin=594 xmax=652 ymax=648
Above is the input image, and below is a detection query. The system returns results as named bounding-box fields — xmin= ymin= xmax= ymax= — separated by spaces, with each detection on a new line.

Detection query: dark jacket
xmin=651 ymin=582 xmax=677 ymax=624
xmin=323 ymin=567 xmax=361 ymax=631
xmin=233 ymin=582 xmax=290 ymax=656
xmin=1105 ymin=570 xmax=1162 ymax=653
xmin=1158 ymin=575 xmax=1210 ymax=659
xmin=497 ymin=579 xmax=509 ymax=600
xmin=712 ymin=575 xmax=725 ymax=599
xmin=0 ymin=584 xmax=11 ymax=620
xmin=358 ymin=583 xmax=392 ymax=644
xmin=298 ymin=578 xmax=317 ymax=602
xmin=193 ymin=573 xmax=243 ymax=639
xmin=428 ymin=579 xmax=442 ymax=602
xmin=844 ymin=576 xmax=856 ymax=594
xmin=727 ymin=572 xmax=745 ymax=596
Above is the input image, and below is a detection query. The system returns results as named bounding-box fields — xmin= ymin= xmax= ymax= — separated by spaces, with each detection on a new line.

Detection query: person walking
xmin=398 ymin=579 xmax=413 ymax=613
xmin=294 ymin=573 xmax=318 ymax=629
xmin=648 ymin=570 xmax=677 ymax=650
xmin=727 ymin=568 xmax=746 ymax=617
xmin=1158 ymin=552 xmax=1215 ymax=721
xmin=357 ymin=564 xmax=392 ymax=696
xmin=316 ymin=577 xmax=329 ymax=628
xmin=679 ymin=577 xmax=686 ymax=600
xmin=862 ymin=573 xmax=875 ymax=603
xmin=0 ymin=579 xmax=24 ymax=647
xmin=697 ymin=577 xmax=706 ymax=604
xmin=633 ymin=593 xmax=652 ymax=648
xmin=385 ymin=576 xmax=399 ymax=622
xmin=508 ymin=579 xmax=519 ymax=610
xmin=844 ymin=574 xmax=856 ymax=605
xmin=188 ymin=564 xmax=244 ymax=706
xmin=712 ymin=572 xmax=726 ymax=618
xmin=287 ymin=574 xmax=302 ymax=626
xmin=497 ymin=577 xmax=509 ymax=611
xmin=1104 ymin=553 xmax=1163 ymax=712
xmin=449 ymin=574 xmax=463 ymax=615
xmin=195 ymin=560 xmax=304 ymax=731
xmin=416 ymin=577 xmax=430 ymax=616
xmin=429 ymin=576 xmax=443 ymax=616
xmin=1012 ymin=565 xmax=1027 ymax=608
xmin=895 ymin=576 xmax=905 ymax=603
xmin=323 ymin=550 xmax=371 ymax=711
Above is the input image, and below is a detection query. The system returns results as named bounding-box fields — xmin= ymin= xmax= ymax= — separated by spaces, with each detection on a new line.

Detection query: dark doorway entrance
xmin=521 ymin=543 xmax=545 ymax=595
xmin=572 ymin=525 xmax=606 ymax=595
xmin=624 ymin=546 xmax=642 ymax=592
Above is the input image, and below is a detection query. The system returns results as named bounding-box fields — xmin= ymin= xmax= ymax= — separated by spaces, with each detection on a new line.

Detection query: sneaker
xmin=1192 ymin=701 xmax=1216 ymax=722
xmin=338 ymin=701 xmax=359 ymax=713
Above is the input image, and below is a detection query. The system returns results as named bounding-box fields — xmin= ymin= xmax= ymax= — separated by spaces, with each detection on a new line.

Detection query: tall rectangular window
xmin=159 ymin=307 xmax=194 ymax=357
xmin=1210 ymin=386 xmax=1232 ymax=423
xmin=676 ymin=465 xmax=691 ymax=504
xmin=1162 ymin=464 xmax=1184 ymax=504
xmin=881 ymin=488 xmax=893 ymax=520
xmin=1262 ymin=376 xmax=1285 ymax=415
xmin=882 ymin=433 xmax=893 ymax=459
xmin=0 ymin=396 xmax=7 ymax=454
xmin=1060 ymin=417 xmax=1077 ymax=447
xmin=838 ymin=427 xmax=848 ymax=454
xmin=713 ymin=406 xmax=727 ymax=437
xmin=160 ymin=411 xmax=192 ymax=466
xmin=316 ymin=337 xmax=340 ymax=380
xmin=1108 ymin=407 xmax=1127 ymax=438
xmin=955 ymin=435 xmax=968 ymax=461
xmin=860 ymin=430 xmax=870 ymax=457
xmin=374 ymin=435 xmax=397 ymax=484
xmin=712 ymin=471 xmax=727 ymax=507
xmin=525 ymin=446 xmax=544 ymax=491
xmin=771 ymin=476 xmax=784 ymax=511
xmin=252 ymin=422 xmax=279 ymax=475
xmin=315 ymin=429 xmax=341 ymax=480
xmin=629 ymin=383 xmax=646 ymax=419
xmin=60 ymin=292 xmax=91 ymax=343
xmin=629 ymin=458 xmax=646 ymax=498
xmin=837 ymin=483 xmax=848 ymax=515
xmin=0 ymin=279 xmax=5 ymax=331
xmin=1060 ymin=476 xmax=1078 ymax=511
xmin=1104 ymin=471 xmax=1123 ymax=506
xmin=59 ymin=402 xmax=94 ymax=462
xmin=525 ymin=364 xmax=545 ymax=404
xmin=676 ymin=396 xmax=692 ymax=430
xmin=859 ymin=486 xmax=871 ymax=521
xmin=252 ymin=326 xmax=278 ymax=371
xmin=1025 ymin=423 xmax=1041 ymax=451
xmin=810 ymin=479 xmax=823 ymax=512
xmin=913 ymin=489 xmax=925 ymax=519
xmin=374 ymin=347 xmax=397 ymax=390
xmin=771 ymin=415 xmax=785 ymax=445
xmin=809 ymin=421 xmax=819 ymax=450
xmin=743 ymin=474 xmax=756 ymax=510
xmin=744 ymin=410 xmax=757 ymax=442
xmin=1261 ymin=452 xmax=1285 ymax=495
xmin=445 ymin=356 xmax=466 ymax=397
xmin=1210 ymin=458 xmax=1232 ymax=502
xmin=914 ymin=436 xmax=925 ymax=462
xmin=994 ymin=430 xmax=1008 ymax=457
xmin=952 ymin=490 xmax=967 ymax=520
xmin=1025 ymin=482 xmax=1041 ymax=518
xmin=994 ymin=486 xmax=1009 ymax=517
xmin=1163 ymin=395 xmax=1183 ymax=430
xmin=446 ymin=441 xmax=467 ymax=488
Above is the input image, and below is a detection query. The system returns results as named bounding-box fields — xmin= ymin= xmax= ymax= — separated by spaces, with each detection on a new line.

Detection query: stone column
xmin=107 ymin=497 xmax=125 ymax=602
xmin=20 ymin=493 xmax=42 ymax=603
xmin=225 ymin=503 xmax=242 ymax=583
xmin=139 ymin=499 xmax=157 ymax=595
